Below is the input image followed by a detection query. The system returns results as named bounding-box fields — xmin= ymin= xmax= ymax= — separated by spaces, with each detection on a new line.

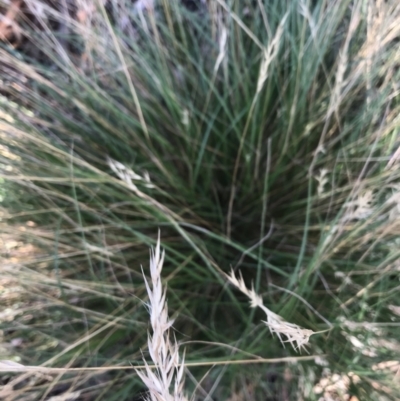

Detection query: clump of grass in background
xmin=1 ymin=0 xmax=400 ymax=400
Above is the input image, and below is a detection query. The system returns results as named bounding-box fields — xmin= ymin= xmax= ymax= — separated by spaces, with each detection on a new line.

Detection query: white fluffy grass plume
xmin=136 ymin=234 xmax=188 ymax=401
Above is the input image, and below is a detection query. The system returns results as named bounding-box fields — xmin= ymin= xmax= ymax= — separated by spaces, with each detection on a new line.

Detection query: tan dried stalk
xmin=136 ymin=233 xmax=188 ymax=401
xmin=255 ymin=13 xmax=287 ymax=95
xmin=226 ymin=270 xmax=315 ymax=352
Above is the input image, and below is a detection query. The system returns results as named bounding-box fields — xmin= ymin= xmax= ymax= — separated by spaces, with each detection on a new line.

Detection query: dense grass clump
xmin=1 ymin=0 xmax=400 ymax=400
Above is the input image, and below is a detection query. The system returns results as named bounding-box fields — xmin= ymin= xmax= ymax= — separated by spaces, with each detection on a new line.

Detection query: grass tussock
xmin=0 ymin=0 xmax=400 ymax=400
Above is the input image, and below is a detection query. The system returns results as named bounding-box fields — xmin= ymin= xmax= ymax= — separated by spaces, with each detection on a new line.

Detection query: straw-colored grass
xmin=225 ymin=269 xmax=316 ymax=353
xmin=136 ymin=233 xmax=188 ymax=401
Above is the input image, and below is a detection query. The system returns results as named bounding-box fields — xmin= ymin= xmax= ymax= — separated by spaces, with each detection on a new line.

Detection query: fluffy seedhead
xmin=226 ymin=270 xmax=314 ymax=352
xmin=136 ymin=234 xmax=188 ymax=401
